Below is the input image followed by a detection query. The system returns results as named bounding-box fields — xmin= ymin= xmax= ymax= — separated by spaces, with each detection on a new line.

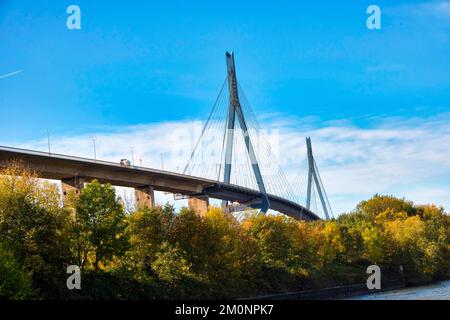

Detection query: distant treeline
xmin=0 ymin=163 xmax=449 ymax=299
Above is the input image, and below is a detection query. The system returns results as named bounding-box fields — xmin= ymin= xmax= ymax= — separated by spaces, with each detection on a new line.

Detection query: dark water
xmin=349 ymin=280 xmax=450 ymax=300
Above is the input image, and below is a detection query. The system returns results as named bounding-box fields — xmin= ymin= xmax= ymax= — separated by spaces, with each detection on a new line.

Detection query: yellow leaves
xmin=241 ymin=220 xmax=252 ymax=231
xmin=205 ymin=206 xmax=232 ymax=227
xmin=297 ymin=221 xmax=308 ymax=232
xmin=384 ymin=215 xmax=425 ymax=246
xmin=97 ymin=260 xmax=106 ymax=271
xmin=128 ymin=210 xmax=144 ymax=225
xmin=205 ymin=206 xmax=240 ymax=242
xmin=358 ymin=194 xmax=415 ymax=217
xmin=322 ymin=222 xmax=337 ymax=239
xmin=375 ymin=209 xmax=408 ymax=224
xmin=0 ymin=162 xmax=63 ymax=217
xmin=0 ymin=162 xmax=39 ymax=202
xmin=360 ymin=225 xmax=384 ymax=263
xmin=416 ymin=204 xmax=444 ymax=220
xmin=322 ymin=221 xmax=345 ymax=254
xmin=205 ymin=206 xmax=224 ymax=219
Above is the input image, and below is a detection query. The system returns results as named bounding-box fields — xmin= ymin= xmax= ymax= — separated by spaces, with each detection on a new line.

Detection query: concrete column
xmin=188 ymin=195 xmax=209 ymax=217
xmin=61 ymin=177 xmax=86 ymax=203
xmin=135 ymin=186 xmax=155 ymax=209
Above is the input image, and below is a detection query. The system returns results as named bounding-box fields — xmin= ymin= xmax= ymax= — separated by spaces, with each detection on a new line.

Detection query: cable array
xmin=184 ymin=80 xmax=296 ymax=202
xmin=184 ymin=77 xmax=333 ymax=219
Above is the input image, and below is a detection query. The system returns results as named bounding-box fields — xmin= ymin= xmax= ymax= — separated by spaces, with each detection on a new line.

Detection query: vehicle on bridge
xmin=120 ymin=159 xmax=131 ymax=167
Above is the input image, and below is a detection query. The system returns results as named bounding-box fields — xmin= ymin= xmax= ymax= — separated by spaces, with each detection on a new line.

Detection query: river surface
xmin=349 ymin=280 xmax=450 ymax=300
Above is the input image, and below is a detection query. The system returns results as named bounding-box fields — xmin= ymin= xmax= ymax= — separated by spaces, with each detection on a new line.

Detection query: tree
xmin=242 ymin=214 xmax=293 ymax=270
xmin=126 ymin=204 xmax=175 ymax=276
xmin=415 ymin=205 xmax=450 ymax=277
xmin=360 ymin=224 xmax=384 ymax=263
xmin=0 ymin=163 xmax=73 ymax=297
xmin=290 ymin=221 xmax=322 ymax=271
xmin=203 ymin=207 xmax=260 ymax=286
xmin=74 ymin=180 xmax=129 ymax=270
xmin=168 ymin=208 xmax=223 ymax=279
xmin=0 ymin=242 xmax=35 ymax=299
xmin=356 ymin=194 xmax=416 ymax=218
xmin=319 ymin=221 xmax=346 ymax=265
xmin=151 ymin=242 xmax=193 ymax=284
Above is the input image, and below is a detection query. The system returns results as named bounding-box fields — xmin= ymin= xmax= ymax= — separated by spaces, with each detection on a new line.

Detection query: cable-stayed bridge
xmin=0 ymin=52 xmax=333 ymax=221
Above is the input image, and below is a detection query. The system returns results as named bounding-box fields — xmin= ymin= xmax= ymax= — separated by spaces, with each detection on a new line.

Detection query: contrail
xmin=0 ymin=70 xmax=23 ymax=79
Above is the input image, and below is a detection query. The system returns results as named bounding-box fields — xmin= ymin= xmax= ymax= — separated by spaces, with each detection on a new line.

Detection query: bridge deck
xmin=0 ymin=146 xmax=320 ymax=221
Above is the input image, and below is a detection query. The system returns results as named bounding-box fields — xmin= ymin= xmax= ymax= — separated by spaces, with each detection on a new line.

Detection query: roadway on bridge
xmin=0 ymin=145 xmax=320 ymax=221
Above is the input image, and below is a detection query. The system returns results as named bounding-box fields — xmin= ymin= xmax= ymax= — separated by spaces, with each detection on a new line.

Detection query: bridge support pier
xmin=135 ymin=186 xmax=155 ymax=209
xmin=188 ymin=195 xmax=209 ymax=217
xmin=61 ymin=177 xmax=86 ymax=203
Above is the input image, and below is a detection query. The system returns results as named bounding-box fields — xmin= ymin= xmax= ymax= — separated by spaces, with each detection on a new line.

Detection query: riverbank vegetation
xmin=0 ymin=164 xmax=449 ymax=299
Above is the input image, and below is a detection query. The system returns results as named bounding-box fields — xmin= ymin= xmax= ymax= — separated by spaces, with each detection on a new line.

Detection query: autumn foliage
xmin=0 ymin=165 xmax=448 ymax=299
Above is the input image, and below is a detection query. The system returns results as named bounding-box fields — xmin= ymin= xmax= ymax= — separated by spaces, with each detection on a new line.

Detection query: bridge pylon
xmin=305 ymin=137 xmax=333 ymax=220
xmin=221 ymin=52 xmax=270 ymax=213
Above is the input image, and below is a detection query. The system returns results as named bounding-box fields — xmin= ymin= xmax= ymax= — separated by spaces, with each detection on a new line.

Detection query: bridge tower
xmin=222 ymin=52 xmax=270 ymax=213
xmin=305 ymin=137 xmax=332 ymax=220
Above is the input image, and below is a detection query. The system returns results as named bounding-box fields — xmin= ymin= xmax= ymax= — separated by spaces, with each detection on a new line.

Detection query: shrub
xmin=0 ymin=242 xmax=35 ymax=299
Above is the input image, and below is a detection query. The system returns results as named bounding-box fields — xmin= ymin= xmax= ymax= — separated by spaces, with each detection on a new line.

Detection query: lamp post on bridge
xmin=92 ymin=138 xmax=97 ymax=161
xmin=160 ymin=153 xmax=165 ymax=170
xmin=47 ymin=129 xmax=51 ymax=155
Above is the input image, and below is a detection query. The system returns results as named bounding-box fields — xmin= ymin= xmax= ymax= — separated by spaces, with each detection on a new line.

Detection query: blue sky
xmin=1 ymin=0 xmax=450 ymax=214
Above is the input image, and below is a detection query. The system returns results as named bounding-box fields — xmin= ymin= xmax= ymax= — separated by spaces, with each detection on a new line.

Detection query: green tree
xmin=0 ymin=242 xmax=35 ymax=299
xmin=126 ymin=204 xmax=175 ymax=276
xmin=242 ymin=214 xmax=294 ymax=270
xmin=169 ymin=208 xmax=219 ymax=276
xmin=203 ymin=207 xmax=260 ymax=290
xmin=0 ymin=164 xmax=73 ymax=297
xmin=151 ymin=242 xmax=193 ymax=284
xmin=360 ymin=224 xmax=384 ymax=263
xmin=75 ymin=180 xmax=129 ymax=270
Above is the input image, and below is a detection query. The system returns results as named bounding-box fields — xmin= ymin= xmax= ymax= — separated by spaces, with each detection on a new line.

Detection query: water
xmin=349 ymin=280 xmax=450 ymax=300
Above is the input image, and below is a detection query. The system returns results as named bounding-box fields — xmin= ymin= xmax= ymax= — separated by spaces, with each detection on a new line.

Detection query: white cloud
xmin=277 ymin=113 xmax=450 ymax=214
xmin=9 ymin=112 xmax=450 ymax=216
